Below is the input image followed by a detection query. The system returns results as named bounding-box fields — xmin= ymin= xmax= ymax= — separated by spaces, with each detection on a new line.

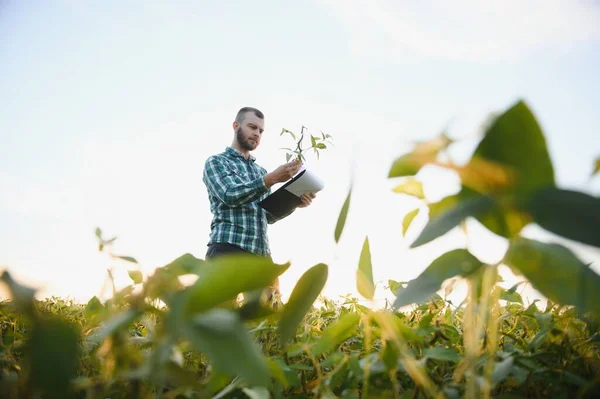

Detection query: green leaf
xmin=497 ymin=287 xmax=523 ymax=304
xmin=382 ymin=340 xmax=399 ymax=370
xmin=286 ymin=153 xmax=292 ymax=162
xmin=128 ymin=270 xmax=143 ymax=284
xmin=87 ymin=309 xmax=140 ymax=345
xmin=27 ymin=318 xmax=81 ymax=396
xmin=388 ymin=153 xmax=436 ymax=178
xmin=423 ymin=347 xmax=461 ymax=363
xmin=0 ymin=271 xmax=36 ymax=315
xmin=356 ymin=237 xmax=375 ymax=299
xmin=388 ymin=134 xmax=451 ymax=178
xmin=311 ymin=135 xmax=317 ymax=148
xmin=593 ymin=156 xmax=600 ymax=177
xmin=504 ymin=238 xmax=600 ymax=318
xmin=490 ymin=356 xmax=515 ymax=385
xmin=278 ymin=263 xmax=328 ymax=345
xmin=411 ymin=195 xmax=495 ymax=248
xmin=83 ymin=296 xmax=104 ymax=322
xmin=183 ymin=254 xmax=289 ymax=315
xmin=186 ymin=309 xmax=270 ymax=387
xmin=160 ymin=253 xmax=205 ymax=277
xmin=469 ymin=99 xmax=555 ymax=195
xmin=393 ymin=249 xmax=484 ymax=309
xmin=403 ymin=208 xmax=420 ymax=236
xmin=312 ymin=312 xmax=361 ymax=356
xmin=334 ymin=186 xmax=352 ymax=243
xmin=527 ymin=188 xmax=600 ymax=248
xmin=114 ymin=255 xmax=138 ymax=264
xmin=316 ymin=143 xmax=327 ymax=149
xmin=388 ymin=279 xmax=405 ymax=295
xmin=95 ymin=227 xmax=102 ymax=239
xmin=392 ymin=178 xmax=425 ymax=199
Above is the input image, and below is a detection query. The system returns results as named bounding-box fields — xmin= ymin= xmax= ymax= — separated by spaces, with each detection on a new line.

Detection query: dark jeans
xmin=205 ymin=242 xmax=280 ymax=300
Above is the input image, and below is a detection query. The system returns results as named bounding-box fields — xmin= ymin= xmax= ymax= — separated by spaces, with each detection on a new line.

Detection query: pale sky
xmin=1 ymin=0 xmax=599 ymax=308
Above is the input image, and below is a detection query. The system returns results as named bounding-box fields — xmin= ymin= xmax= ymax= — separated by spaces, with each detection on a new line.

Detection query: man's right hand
xmin=264 ymin=159 xmax=303 ymax=188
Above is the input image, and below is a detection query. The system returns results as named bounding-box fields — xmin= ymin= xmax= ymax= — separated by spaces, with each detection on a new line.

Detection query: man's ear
xmin=232 ymin=121 xmax=239 ymax=131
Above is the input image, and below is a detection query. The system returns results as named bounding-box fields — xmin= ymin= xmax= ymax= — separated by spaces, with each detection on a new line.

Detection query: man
xmin=202 ymin=106 xmax=316 ymax=298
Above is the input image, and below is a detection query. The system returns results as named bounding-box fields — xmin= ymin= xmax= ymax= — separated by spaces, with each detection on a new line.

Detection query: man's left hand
xmin=298 ymin=192 xmax=316 ymax=208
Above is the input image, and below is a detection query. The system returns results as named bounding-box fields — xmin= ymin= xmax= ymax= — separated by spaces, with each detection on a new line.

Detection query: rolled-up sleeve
xmin=203 ymin=156 xmax=268 ymax=207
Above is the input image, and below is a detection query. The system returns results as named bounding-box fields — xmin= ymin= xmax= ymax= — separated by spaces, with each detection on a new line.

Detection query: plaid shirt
xmin=203 ymin=146 xmax=290 ymax=256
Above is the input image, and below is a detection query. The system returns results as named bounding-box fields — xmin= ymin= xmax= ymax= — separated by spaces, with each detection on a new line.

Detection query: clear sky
xmin=1 ymin=0 xmax=599 ymax=307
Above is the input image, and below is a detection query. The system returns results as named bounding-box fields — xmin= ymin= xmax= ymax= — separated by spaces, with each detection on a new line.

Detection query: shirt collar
xmin=226 ymin=146 xmax=256 ymax=162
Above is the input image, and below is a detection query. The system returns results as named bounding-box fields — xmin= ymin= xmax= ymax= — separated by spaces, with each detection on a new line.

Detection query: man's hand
xmin=264 ymin=159 xmax=303 ymax=188
xmin=297 ymin=192 xmax=316 ymax=208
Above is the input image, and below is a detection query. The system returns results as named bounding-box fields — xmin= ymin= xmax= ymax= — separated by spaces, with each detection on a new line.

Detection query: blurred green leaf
xmin=393 ymin=249 xmax=484 ymax=308
xmin=128 ymin=270 xmax=143 ymax=284
xmin=593 ymin=156 xmax=600 ymax=177
xmin=183 ymin=254 xmax=289 ymax=315
xmin=497 ymin=287 xmax=523 ymax=304
xmin=423 ymin=347 xmax=461 ymax=363
xmin=0 ymin=271 xmax=36 ymax=315
xmin=382 ymin=340 xmax=399 ymax=370
xmin=490 ymin=356 xmax=515 ymax=385
xmin=279 ymin=263 xmax=328 ymax=345
xmin=403 ymin=208 xmax=420 ymax=236
xmin=469 ymin=99 xmax=555 ymax=195
xmin=114 ymin=255 xmax=138 ymax=264
xmin=356 ymin=237 xmax=375 ymax=300
xmin=334 ymin=186 xmax=352 ymax=243
xmin=504 ymin=238 xmax=600 ymax=318
xmin=312 ymin=312 xmax=360 ymax=356
xmin=83 ymin=296 xmax=104 ymax=322
xmin=186 ymin=309 xmax=270 ymax=387
xmin=392 ymin=178 xmax=425 ymax=199
xmin=527 ymin=188 xmax=600 ymax=248
xmin=27 ymin=317 xmax=80 ymax=397
xmin=388 ymin=153 xmax=436 ymax=178
xmin=411 ymin=195 xmax=495 ymax=248
xmin=388 ymin=134 xmax=451 ymax=178
xmin=87 ymin=309 xmax=140 ymax=345
xmin=163 ymin=253 xmax=205 ymax=275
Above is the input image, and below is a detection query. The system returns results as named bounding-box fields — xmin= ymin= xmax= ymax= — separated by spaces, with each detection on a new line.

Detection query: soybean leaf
xmin=388 ymin=152 xmax=436 ymax=178
xmin=27 ymin=318 xmax=81 ymax=397
xmin=393 ymin=249 xmax=484 ymax=308
xmin=0 ymin=271 xmax=36 ymax=315
xmin=163 ymin=253 xmax=205 ymax=275
xmin=356 ymin=237 xmax=375 ymax=299
xmin=469 ymin=99 xmax=555 ymax=196
xmin=186 ymin=309 xmax=270 ymax=387
xmin=128 ymin=270 xmax=143 ymax=284
xmin=504 ymin=238 xmax=600 ymax=318
xmin=392 ymin=178 xmax=425 ymax=199
xmin=527 ymin=188 xmax=600 ymax=248
xmin=311 ymin=312 xmax=361 ymax=356
xmin=411 ymin=195 xmax=495 ymax=248
xmin=113 ymin=255 xmax=138 ymax=264
xmin=334 ymin=186 xmax=352 ymax=243
xmin=423 ymin=347 xmax=461 ymax=363
xmin=183 ymin=254 xmax=290 ymax=315
xmin=83 ymin=296 xmax=104 ymax=322
xmin=403 ymin=208 xmax=420 ymax=236
xmin=279 ymin=263 xmax=328 ymax=346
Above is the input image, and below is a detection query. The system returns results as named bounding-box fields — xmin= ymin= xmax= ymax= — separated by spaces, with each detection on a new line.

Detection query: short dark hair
xmin=235 ymin=107 xmax=264 ymax=124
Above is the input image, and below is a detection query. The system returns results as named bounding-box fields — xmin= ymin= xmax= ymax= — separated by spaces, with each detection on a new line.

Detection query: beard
xmin=236 ymin=127 xmax=257 ymax=151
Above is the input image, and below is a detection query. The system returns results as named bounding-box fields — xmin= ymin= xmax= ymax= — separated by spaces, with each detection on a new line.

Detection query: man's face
xmin=235 ymin=113 xmax=264 ymax=152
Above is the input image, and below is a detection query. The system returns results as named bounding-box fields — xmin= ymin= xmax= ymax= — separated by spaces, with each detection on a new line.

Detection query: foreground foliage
xmin=1 ymin=98 xmax=600 ymax=398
